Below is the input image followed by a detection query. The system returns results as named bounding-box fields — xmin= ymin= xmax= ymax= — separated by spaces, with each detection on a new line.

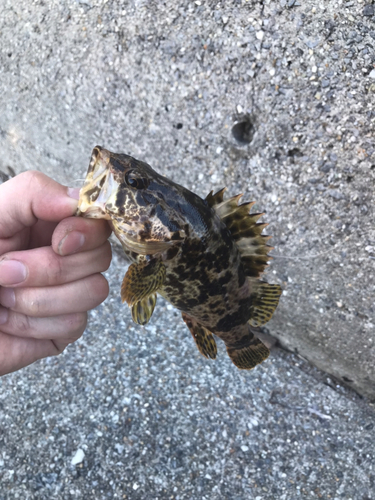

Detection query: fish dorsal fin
xmin=205 ymin=188 xmax=226 ymax=208
xmin=207 ymin=189 xmax=274 ymax=278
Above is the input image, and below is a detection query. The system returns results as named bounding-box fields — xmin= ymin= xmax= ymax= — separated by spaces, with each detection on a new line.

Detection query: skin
xmin=0 ymin=170 xmax=112 ymax=376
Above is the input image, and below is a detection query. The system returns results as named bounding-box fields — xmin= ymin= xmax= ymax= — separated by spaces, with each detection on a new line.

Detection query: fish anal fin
xmin=226 ymin=334 xmax=270 ymax=370
xmin=248 ymin=281 xmax=282 ymax=327
xmin=121 ymin=259 xmax=166 ymax=306
xmin=182 ymin=313 xmax=217 ymax=359
xmin=131 ymin=294 xmax=157 ymax=326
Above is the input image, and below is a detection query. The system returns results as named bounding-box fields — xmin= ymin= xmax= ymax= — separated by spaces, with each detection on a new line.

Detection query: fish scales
xmin=76 ymin=146 xmax=282 ymax=370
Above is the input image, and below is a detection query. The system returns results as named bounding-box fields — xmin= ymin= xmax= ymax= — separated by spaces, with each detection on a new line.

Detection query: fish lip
xmin=76 ymin=147 xmax=116 ymax=220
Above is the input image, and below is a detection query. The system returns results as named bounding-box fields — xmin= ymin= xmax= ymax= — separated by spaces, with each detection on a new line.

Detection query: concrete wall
xmin=1 ymin=0 xmax=374 ymax=398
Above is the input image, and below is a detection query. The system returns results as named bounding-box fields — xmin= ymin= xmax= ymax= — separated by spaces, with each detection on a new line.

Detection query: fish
xmin=76 ymin=146 xmax=282 ymax=370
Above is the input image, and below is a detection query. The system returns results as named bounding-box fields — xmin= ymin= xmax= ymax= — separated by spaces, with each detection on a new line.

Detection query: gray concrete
xmin=1 ymin=0 xmax=374 ymax=398
xmin=1 ymin=0 xmax=375 ymax=498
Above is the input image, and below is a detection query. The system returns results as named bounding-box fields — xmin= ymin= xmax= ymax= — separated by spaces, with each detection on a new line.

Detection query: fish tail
xmin=226 ymin=327 xmax=270 ymax=370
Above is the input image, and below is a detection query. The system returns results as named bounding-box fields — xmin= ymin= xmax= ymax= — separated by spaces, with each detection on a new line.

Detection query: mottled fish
xmin=76 ymin=146 xmax=282 ymax=370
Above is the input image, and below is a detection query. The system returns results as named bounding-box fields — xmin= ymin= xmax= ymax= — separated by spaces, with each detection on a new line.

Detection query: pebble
xmin=327 ymin=189 xmax=345 ymax=200
xmin=363 ymin=4 xmax=374 ymax=16
xmin=71 ymin=448 xmax=85 ymax=465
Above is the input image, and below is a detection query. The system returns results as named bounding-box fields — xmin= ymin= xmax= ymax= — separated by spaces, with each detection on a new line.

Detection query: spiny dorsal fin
xmin=207 ymin=189 xmax=274 ymax=278
xmin=205 ymin=188 xmax=226 ymax=208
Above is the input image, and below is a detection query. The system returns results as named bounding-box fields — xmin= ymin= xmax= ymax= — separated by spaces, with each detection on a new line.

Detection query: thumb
xmin=0 ymin=171 xmax=79 ymax=239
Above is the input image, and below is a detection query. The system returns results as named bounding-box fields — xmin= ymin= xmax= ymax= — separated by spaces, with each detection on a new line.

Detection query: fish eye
xmin=125 ymin=170 xmax=148 ymax=189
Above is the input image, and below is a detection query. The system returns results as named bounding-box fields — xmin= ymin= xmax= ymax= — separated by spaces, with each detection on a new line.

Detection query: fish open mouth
xmin=75 ymin=146 xmax=115 ymax=220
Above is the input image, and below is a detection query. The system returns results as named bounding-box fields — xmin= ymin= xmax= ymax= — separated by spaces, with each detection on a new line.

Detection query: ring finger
xmin=0 ymin=273 xmax=109 ymax=317
xmin=0 ymin=307 xmax=87 ymax=341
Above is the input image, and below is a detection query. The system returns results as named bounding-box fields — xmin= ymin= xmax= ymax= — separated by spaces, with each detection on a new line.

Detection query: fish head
xmin=76 ymin=146 xmax=192 ymax=255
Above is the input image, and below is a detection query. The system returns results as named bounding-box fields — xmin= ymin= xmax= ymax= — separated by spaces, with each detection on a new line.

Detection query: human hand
xmin=0 ymin=171 xmax=112 ymax=376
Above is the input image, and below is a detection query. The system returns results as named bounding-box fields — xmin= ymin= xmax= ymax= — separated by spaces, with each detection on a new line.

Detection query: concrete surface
xmin=1 ymin=0 xmax=375 ymax=498
xmin=1 ymin=0 xmax=374 ymax=398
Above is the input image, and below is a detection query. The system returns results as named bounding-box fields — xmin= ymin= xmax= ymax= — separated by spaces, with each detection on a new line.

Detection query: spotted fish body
xmin=76 ymin=146 xmax=282 ymax=370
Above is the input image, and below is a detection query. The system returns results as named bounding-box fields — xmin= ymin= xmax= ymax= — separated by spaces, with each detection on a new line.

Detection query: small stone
xmin=71 ymin=448 xmax=85 ymax=465
xmin=241 ymin=445 xmax=249 ymax=452
xmin=363 ymin=4 xmax=374 ymax=16
xmin=327 ymin=189 xmax=345 ymax=200
xmin=114 ymin=444 xmax=124 ymax=454
xmin=320 ymin=162 xmax=334 ymax=173
xmin=256 ymin=31 xmax=264 ymax=41
xmin=369 ymin=69 xmax=375 ymax=79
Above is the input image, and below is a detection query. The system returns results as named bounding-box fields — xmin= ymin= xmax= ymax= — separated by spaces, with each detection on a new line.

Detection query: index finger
xmin=0 ymin=171 xmax=78 ymax=239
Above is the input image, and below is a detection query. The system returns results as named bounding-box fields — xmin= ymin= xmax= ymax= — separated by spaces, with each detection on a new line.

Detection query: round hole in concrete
xmin=231 ymin=116 xmax=254 ymax=144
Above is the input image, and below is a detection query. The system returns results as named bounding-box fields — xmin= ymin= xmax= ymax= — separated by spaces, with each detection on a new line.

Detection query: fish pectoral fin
xmin=131 ymin=294 xmax=157 ymax=326
xmin=226 ymin=330 xmax=270 ymax=370
xmin=248 ymin=281 xmax=282 ymax=327
xmin=182 ymin=313 xmax=217 ymax=360
xmin=121 ymin=259 xmax=166 ymax=306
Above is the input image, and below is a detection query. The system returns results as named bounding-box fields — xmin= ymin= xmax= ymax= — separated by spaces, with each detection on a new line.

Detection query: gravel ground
xmin=1 ymin=249 xmax=375 ymax=500
xmin=1 ymin=0 xmax=375 ymax=498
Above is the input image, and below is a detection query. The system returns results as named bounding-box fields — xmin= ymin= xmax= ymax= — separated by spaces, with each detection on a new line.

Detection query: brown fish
xmin=76 ymin=146 xmax=282 ymax=369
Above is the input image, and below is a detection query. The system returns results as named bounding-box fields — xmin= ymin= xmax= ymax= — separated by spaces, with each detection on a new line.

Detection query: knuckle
xmin=96 ymin=275 xmax=110 ymax=302
xmin=22 ymin=290 xmax=44 ymax=316
xmin=65 ymin=312 xmax=87 ymax=339
xmin=46 ymin=252 xmax=64 ymax=285
xmin=20 ymin=170 xmax=46 ymax=187
xmin=86 ymin=274 xmax=109 ymax=307
xmin=12 ymin=312 xmax=32 ymax=336
xmin=99 ymin=241 xmax=112 ymax=272
xmin=51 ymin=341 xmax=67 ymax=355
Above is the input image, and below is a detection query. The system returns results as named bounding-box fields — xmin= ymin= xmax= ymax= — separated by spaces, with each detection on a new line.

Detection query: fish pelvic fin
xmin=182 ymin=313 xmax=217 ymax=360
xmin=207 ymin=188 xmax=274 ymax=278
xmin=226 ymin=329 xmax=270 ymax=370
xmin=248 ymin=281 xmax=282 ymax=327
xmin=131 ymin=293 xmax=157 ymax=326
xmin=121 ymin=258 xmax=166 ymax=306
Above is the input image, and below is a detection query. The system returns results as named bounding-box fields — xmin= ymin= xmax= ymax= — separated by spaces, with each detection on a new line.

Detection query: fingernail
xmin=58 ymin=231 xmax=85 ymax=256
xmin=67 ymin=187 xmax=80 ymax=200
xmin=0 ymin=260 xmax=27 ymax=285
xmin=0 ymin=288 xmax=15 ymax=308
xmin=0 ymin=306 xmax=8 ymax=325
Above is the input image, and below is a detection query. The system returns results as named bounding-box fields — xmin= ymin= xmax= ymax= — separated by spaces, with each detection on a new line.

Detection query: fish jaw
xmin=75 ymin=146 xmax=115 ymax=220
